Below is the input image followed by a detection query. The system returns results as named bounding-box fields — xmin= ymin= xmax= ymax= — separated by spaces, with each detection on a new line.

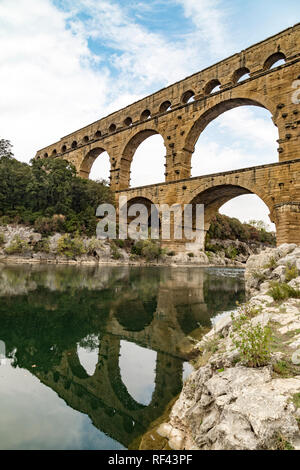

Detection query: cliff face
xmin=153 ymin=244 xmax=300 ymax=451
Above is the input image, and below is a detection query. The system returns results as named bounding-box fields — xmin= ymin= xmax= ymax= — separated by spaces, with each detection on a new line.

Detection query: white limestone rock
xmin=288 ymin=276 xmax=300 ymax=290
xmin=168 ymin=366 xmax=300 ymax=450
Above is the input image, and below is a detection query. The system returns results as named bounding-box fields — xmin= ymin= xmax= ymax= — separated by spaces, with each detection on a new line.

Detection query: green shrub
xmin=0 ymin=232 xmax=5 ymax=246
xmin=167 ymin=251 xmax=176 ymax=257
xmin=205 ymin=242 xmax=223 ymax=253
xmin=34 ymin=216 xmax=64 ymax=235
xmin=131 ymin=240 xmax=144 ymax=256
xmin=252 ymin=270 xmax=266 ymax=282
xmin=4 ymin=236 xmax=30 ymax=255
xmin=188 ymin=252 xmax=194 ymax=258
xmin=111 ymin=246 xmax=123 ymax=260
xmin=86 ymin=237 xmax=103 ymax=255
xmin=225 ymin=246 xmax=238 ymax=260
xmin=141 ymin=240 xmax=162 ymax=261
xmin=0 ymin=215 xmax=11 ymax=225
xmin=110 ymin=241 xmax=123 ymax=260
xmin=263 ymin=256 xmax=277 ymax=269
xmin=114 ymin=239 xmax=125 ymax=249
xmin=293 ymin=393 xmax=300 ymax=409
xmin=33 ymin=238 xmax=50 ymax=253
xmin=131 ymin=239 xmax=163 ymax=261
xmin=231 ymin=305 xmax=271 ymax=367
xmin=57 ymin=234 xmax=86 ymax=258
xmin=274 ymin=433 xmax=295 ymax=451
xmin=268 ymin=282 xmax=300 ymax=301
xmin=272 ymin=360 xmax=295 ymax=378
xmin=285 ymin=263 xmax=298 ymax=282
xmin=203 ymin=336 xmax=219 ymax=354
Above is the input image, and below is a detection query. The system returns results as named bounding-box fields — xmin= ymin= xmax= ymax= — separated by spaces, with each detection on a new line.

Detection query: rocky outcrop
xmin=159 ymin=366 xmax=300 ymax=450
xmin=156 ymin=244 xmax=300 ymax=451
xmin=245 ymin=243 xmax=300 ymax=296
xmin=206 ymin=238 xmax=265 ymax=266
xmin=0 ymin=224 xmax=267 ymax=267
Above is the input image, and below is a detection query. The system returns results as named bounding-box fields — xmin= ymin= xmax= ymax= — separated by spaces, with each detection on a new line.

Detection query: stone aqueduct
xmin=36 ymin=24 xmax=300 ymax=248
xmin=29 ymin=268 xmax=242 ymax=448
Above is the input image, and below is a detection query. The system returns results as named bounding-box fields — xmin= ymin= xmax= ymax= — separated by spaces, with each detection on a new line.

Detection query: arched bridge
xmin=35 ymin=24 xmax=300 ymax=247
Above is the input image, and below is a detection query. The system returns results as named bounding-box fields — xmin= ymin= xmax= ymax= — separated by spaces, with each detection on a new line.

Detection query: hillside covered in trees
xmin=206 ymin=213 xmax=276 ymax=246
xmin=0 ymin=139 xmax=114 ymax=236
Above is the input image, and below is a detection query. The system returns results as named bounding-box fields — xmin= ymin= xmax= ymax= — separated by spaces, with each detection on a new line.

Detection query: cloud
xmin=217 ymin=107 xmax=278 ymax=149
xmin=0 ymin=0 xmax=111 ymax=161
xmin=175 ymin=0 xmax=232 ymax=56
xmin=58 ymin=0 xmax=203 ymax=88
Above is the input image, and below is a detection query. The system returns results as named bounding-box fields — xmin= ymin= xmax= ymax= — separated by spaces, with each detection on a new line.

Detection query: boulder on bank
xmin=245 ymin=243 xmax=300 ymax=296
xmin=167 ymin=365 xmax=300 ymax=450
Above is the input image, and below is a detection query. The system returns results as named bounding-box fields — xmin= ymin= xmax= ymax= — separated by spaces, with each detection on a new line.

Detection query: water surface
xmin=0 ymin=265 xmax=245 ymax=450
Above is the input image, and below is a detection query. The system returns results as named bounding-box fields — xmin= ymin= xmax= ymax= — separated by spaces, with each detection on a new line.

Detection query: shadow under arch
xmin=119 ymin=129 xmax=167 ymax=189
xmin=120 ymin=196 xmax=161 ymax=238
xmin=79 ymin=147 xmax=111 ymax=179
xmin=114 ymin=297 xmax=156 ymax=332
xmin=183 ymin=94 xmax=278 ymax=158
xmin=263 ymin=51 xmax=286 ymax=70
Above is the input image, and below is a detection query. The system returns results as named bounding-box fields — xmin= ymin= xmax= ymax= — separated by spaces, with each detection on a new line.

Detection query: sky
xmin=1 ymin=0 xmax=300 ymax=228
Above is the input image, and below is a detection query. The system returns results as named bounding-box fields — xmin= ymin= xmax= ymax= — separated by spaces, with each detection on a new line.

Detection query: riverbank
xmin=0 ymin=224 xmax=271 ymax=267
xmin=145 ymin=244 xmax=300 ymax=450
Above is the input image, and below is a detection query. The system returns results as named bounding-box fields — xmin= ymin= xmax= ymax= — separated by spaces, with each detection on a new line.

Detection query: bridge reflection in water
xmin=0 ymin=265 xmax=244 ymax=449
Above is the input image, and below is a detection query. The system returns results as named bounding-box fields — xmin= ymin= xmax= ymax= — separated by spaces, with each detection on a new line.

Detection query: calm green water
xmin=0 ymin=264 xmax=245 ymax=450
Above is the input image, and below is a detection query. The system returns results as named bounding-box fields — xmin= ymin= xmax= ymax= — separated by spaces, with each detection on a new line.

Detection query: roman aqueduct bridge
xmin=35 ymin=24 xmax=300 ymax=248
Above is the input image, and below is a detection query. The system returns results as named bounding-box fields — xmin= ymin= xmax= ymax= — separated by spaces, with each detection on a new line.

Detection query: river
xmin=0 ymin=264 xmax=245 ymax=450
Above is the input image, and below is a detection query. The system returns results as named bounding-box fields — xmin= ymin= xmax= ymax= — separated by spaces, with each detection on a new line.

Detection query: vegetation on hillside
xmin=0 ymin=139 xmax=114 ymax=236
xmin=206 ymin=213 xmax=276 ymax=246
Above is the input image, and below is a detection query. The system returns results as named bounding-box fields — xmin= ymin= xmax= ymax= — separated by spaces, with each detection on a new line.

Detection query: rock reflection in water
xmin=0 ymin=265 xmax=244 ymax=449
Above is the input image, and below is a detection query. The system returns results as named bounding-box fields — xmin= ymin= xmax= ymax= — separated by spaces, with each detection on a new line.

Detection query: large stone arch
xmin=114 ymin=297 xmax=156 ymax=332
xmin=106 ymin=337 xmax=147 ymax=412
xmin=67 ymin=348 xmax=91 ymax=379
xmin=119 ymin=129 xmax=167 ymax=189
xmin=79 ymin=146 xmax=111 ymax=179
xmin=181 ymin=92 xmax=279 ymax=176
xmin=187 ymin=183 xmax=274 ymax=241
xmin=119 ymin=195 xmax=161 ymax=239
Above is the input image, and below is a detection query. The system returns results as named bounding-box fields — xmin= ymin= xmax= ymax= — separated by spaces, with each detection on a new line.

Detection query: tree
xmin=0 ymin=139 xmax=14 ymax=159
xmin=0 ymin=143 xmax=32 ymax=213
xmin=0 ymin=138 xmax=114 ymax=236
xmin=248 ymin=219 xmax=270 ymax=231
